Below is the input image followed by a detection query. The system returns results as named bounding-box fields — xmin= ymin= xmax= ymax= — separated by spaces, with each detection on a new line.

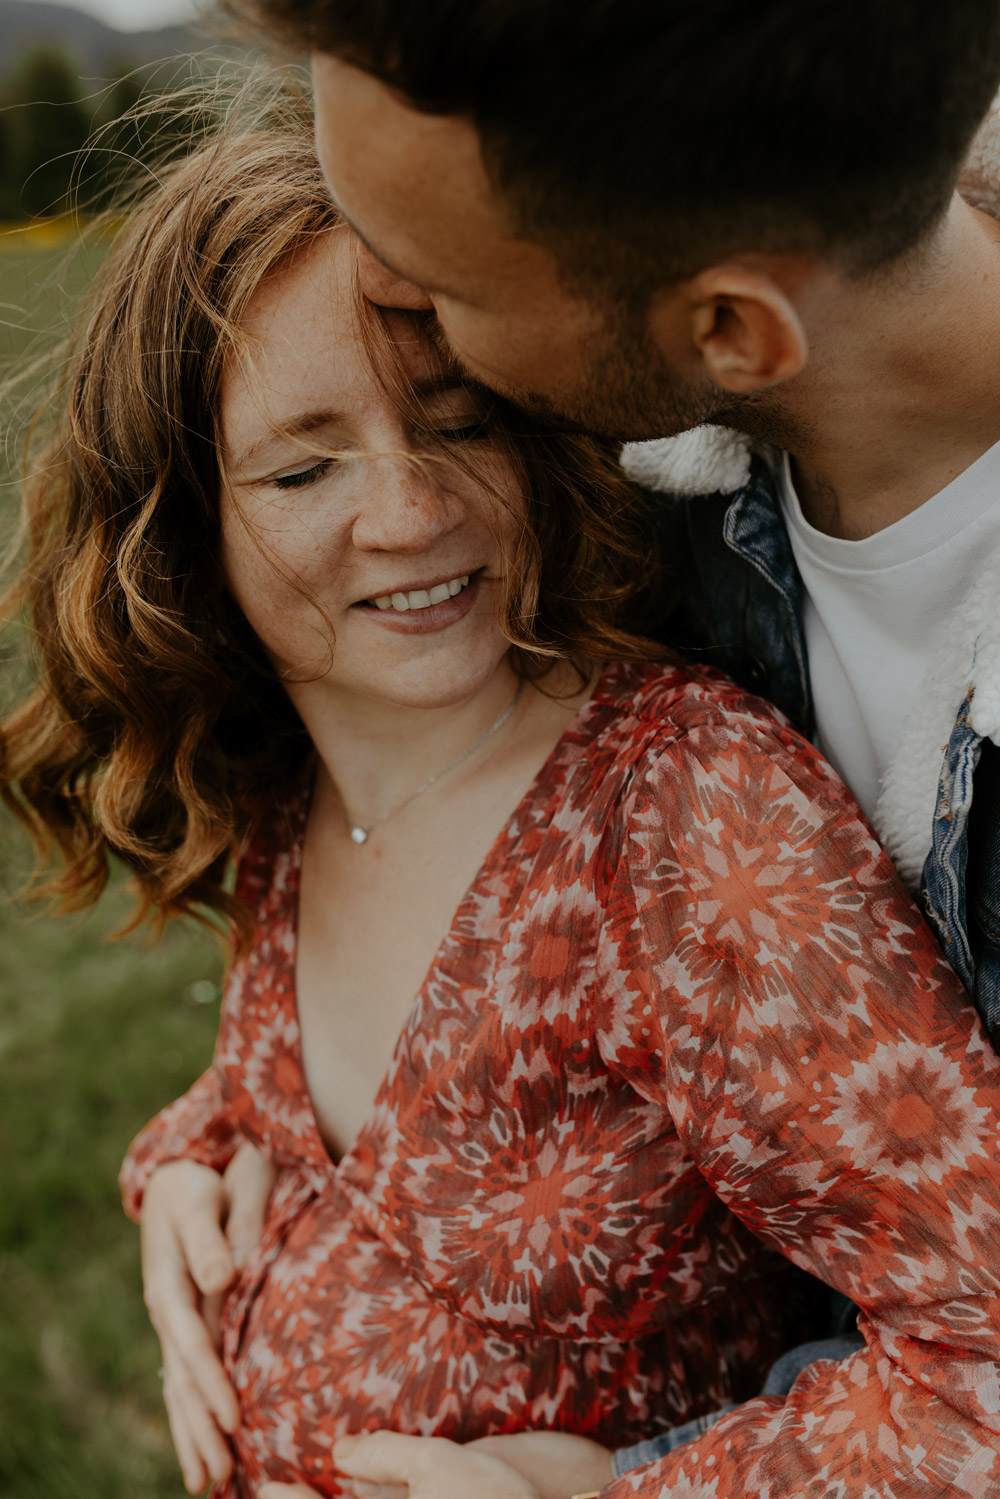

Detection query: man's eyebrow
xmin=231 ymin=409 xmax=345 ymax=473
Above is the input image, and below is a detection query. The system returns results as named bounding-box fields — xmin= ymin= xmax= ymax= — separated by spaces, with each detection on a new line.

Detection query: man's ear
xmin=650 ymin=264 xmax=809 ymax=393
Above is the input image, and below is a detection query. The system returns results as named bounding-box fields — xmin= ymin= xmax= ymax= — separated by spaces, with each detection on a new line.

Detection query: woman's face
xmin=218 ymin=229 xmax=524 ymax=712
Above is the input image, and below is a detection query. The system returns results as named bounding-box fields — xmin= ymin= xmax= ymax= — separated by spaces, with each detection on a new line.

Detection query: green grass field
xmin=1 ymin=236 xmax=222 ymax=1499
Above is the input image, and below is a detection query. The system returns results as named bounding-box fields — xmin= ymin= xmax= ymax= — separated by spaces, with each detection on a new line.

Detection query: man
xmin=240 ymin=0 xmax=1000 ymax=1039
xmin=151 ymin=3 xmax=1000 ymax=1495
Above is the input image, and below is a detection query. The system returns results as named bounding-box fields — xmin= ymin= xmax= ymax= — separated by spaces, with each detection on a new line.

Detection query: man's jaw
xmin=420 ymin=307 xmax=753 ymax=444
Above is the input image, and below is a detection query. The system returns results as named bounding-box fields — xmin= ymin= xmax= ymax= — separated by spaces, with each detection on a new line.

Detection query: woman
xmin=5 ymin=92 xmax=1000 ymax=1499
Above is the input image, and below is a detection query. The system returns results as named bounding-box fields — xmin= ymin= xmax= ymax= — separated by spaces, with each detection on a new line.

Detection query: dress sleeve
xmin=119 ymin=1065 xmax=241 ymax=1222
xmin=597 ymin=705 xmax=1000 ymax=1498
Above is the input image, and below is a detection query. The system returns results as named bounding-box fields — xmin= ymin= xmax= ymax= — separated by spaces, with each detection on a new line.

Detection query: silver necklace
xmin=339 ymin=679 xmax=525 ymax=845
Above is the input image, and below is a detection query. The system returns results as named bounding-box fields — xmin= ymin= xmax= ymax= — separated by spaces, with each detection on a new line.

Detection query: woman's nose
xmin=351 ymin=456 xmax=463 ymax=554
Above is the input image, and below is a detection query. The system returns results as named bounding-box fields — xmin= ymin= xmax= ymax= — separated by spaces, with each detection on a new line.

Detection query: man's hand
xmin=469 ymin=1432 xmax=614 ymax=1499
xmin=141 ymin=1143 xmax=276 ymax=1493
xmin=258 ymin=1432 xmax=542 ymax=1499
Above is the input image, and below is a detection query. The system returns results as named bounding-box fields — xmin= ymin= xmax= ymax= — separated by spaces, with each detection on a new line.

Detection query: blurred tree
xmin=83 ymin=64 xmax=215 ymax=214
xmin=0 ymin=48 xmax=220 ymax=222
xmin=0 ymin=48 xmax=92 ymax=218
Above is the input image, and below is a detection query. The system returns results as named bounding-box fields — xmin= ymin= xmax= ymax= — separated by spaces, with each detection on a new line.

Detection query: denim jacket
xmin=635 ymin=448 xmax=1000 ymax=1049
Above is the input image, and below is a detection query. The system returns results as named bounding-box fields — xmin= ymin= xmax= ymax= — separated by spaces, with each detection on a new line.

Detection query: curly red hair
xmin=0 ymin=80 xmax=668 ymax=947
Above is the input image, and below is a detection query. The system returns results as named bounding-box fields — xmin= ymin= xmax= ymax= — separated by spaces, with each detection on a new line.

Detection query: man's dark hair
xmin=231 ymin=0 xmax=1000 ymax=288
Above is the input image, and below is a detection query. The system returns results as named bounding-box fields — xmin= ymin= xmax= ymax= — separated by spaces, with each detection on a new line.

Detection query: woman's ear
xmin=650 ymin=262 xmax=809 ymax=394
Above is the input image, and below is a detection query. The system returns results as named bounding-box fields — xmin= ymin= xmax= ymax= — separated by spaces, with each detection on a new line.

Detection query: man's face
xmin=312 ymin=54 xmax=724 ymax=441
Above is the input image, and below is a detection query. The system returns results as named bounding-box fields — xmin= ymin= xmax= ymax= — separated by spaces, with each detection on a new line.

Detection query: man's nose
xmin=356 ymin=241 xmax=434 ymax=312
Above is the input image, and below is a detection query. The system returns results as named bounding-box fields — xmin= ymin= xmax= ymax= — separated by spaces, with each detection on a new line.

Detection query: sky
xmin=23 ymin=0 xmax=203 ymax=29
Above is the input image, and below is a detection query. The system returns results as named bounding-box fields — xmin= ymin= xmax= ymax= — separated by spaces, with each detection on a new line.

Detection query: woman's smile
xmin=352 ymin=569 xmax=482 ymax=632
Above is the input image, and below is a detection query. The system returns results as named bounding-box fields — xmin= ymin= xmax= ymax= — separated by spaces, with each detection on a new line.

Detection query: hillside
xmin=0 ymin=1 xmax=220 ymax=75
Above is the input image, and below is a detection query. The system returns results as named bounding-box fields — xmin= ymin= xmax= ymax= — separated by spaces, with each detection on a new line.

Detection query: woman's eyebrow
xmin=230 ymin=379 xmax=472 ymax=475
xmin=231 ymin=409 xmax=345 ymax=473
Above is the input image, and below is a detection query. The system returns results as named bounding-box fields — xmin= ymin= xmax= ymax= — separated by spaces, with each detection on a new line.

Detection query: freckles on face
xmin=216 ymin=229 xmax=529 ymax=706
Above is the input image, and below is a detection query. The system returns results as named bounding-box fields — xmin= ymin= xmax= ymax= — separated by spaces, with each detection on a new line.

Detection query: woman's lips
xmin=371 ymin=573 xmax=472 ymax=612
xmin=352 ymin=573 xmax=483 ymax=633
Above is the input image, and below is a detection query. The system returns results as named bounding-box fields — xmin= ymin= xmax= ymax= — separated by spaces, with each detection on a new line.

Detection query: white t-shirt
xmin=776 ymin=444 xmax=1000 ymax=822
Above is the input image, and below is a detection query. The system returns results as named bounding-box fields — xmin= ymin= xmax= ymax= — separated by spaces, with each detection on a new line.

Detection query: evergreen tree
xmin=84 ymin=65 xmax=215 ymax=213
xmin=0 ymin=48 xmax=92 ymax=218
xmin=0 ymin=47 xmax=223 ymax=223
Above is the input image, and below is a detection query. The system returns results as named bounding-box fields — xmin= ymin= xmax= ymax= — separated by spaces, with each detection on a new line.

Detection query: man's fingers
xmin=258 ymin=1486 xmax=325 ymax=1498
xmin=470 ymin=1431 xmax=615 ymax=1499
xmin=334 ymin=1433 xmax=453 ymax=1484
xmin=334 ymin=1433 xmax=542 ymax=1499
xmin=223 ymin=1142 xmax=277 ymax=1266
xmin=257 ymin=1475 xmax=404 ymax=1499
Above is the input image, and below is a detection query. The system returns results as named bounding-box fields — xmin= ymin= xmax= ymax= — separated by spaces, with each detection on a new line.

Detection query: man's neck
xmin=737 ymin=195 xmax=1000 ymax=541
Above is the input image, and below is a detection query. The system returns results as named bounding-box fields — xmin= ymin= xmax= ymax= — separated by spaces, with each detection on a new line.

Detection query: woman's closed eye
xmin=271 ymin=458 xmax=334 ymax=491
xmin=263 ymin=415 xmax=491 ymax=489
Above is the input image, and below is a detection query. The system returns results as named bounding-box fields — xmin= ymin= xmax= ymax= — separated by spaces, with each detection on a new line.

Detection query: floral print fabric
xmin=121 ymin=663 xmax=1000 ymax=1498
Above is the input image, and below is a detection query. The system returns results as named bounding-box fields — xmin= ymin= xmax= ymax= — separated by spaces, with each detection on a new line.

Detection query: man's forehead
xmin=312 ymin=53 xmax=518 ymax=292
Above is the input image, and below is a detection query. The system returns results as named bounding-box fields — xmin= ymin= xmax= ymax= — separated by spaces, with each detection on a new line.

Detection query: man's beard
xmin=426 ymin=304 xmax=754 ymax=443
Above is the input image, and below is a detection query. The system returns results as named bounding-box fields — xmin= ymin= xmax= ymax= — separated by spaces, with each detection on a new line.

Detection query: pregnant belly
xmin=221 ymin=1188 xmax=590 ymax=1496
xmin=215 ymin=1179 xmax=807 ymax=1498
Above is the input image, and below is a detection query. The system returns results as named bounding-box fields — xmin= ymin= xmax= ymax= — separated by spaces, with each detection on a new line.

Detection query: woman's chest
xmin=229 ymin=920 xmax=738 ymax=1343
xmin=223 ymin=767 xmax=756 ymax=1340
xmin=348 ymin=950 xmax=748 ymax=1337
xmin=295 ymin=805 xmax=520 ymax=1160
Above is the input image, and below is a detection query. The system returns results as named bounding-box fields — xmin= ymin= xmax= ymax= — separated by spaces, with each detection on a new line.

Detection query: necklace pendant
xmin=338 ymin=680 xmax=524 ymax=848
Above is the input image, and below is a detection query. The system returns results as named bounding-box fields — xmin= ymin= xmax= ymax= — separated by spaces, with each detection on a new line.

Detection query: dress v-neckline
xmin=279 ymin=667 xmax=621 ymax=1173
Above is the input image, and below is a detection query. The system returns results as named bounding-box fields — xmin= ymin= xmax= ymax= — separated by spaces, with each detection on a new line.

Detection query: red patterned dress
xmin=122 ymin=663 xmax=1000 ymax=1499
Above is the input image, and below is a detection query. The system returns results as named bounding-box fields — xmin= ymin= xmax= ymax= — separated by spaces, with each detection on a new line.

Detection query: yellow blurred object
xmin=0 ymin=216 xmax=80 ymax=251
xmin=0 ymin=216 xmax=120 ymax=252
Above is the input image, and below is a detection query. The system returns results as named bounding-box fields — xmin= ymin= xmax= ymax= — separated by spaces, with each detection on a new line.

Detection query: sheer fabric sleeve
xmin=597 ymin=705 xmax=1000 ymax=1498
xmin=119 ymin=1065 xmax=241 ymax=1223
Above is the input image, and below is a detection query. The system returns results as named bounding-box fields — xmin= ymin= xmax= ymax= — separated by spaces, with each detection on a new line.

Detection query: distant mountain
xmin=0 ymin=1 xmax=226 ymax=77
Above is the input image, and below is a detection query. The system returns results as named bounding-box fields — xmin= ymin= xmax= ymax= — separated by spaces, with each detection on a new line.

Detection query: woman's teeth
xmin=370 ymin=575 xmax=471 ymax=612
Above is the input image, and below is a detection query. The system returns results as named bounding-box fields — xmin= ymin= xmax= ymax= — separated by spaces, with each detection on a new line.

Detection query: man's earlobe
xmin=659 ymin=265 xmax=809 ymax=394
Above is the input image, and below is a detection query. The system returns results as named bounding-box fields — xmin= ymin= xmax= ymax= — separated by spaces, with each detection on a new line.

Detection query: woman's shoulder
xmin=585 ymin=658 xmax=850 ymax=815
xmin=592 ymin=659 xmax=797 ymax=748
